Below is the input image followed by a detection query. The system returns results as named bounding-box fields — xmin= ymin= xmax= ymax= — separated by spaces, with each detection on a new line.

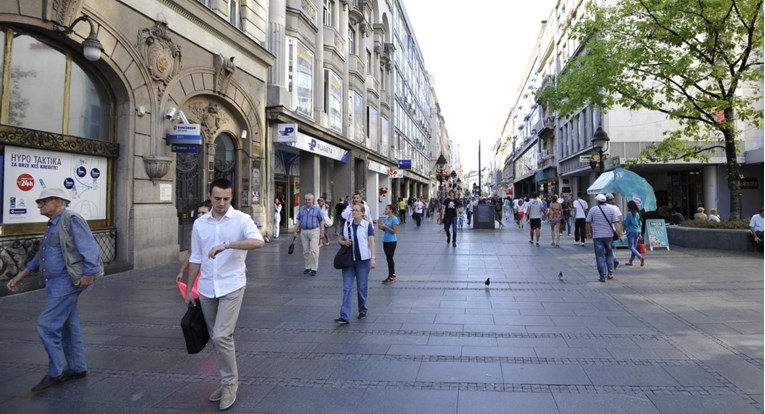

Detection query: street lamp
xmin=434 ymin=154 xmax=449 ymax=199
xmin=590 ymin=127 xmax=611 ymax=173
xmin=54 ymin=15 xmax=104 ymax=61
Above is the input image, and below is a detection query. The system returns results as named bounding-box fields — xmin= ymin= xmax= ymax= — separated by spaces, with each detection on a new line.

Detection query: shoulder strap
xmin=597 ymin=205 xmax=615 ymax=227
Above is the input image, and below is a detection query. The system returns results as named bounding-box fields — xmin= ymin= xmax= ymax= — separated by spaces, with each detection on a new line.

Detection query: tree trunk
xmin=723 ymin=125 xmax=742 ymax=220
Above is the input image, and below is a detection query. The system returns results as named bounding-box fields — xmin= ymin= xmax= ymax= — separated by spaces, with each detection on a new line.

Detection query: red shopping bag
xmin=177 ymin=272 xmax=200 ymax=300
xmin=637 ymin=237 xmax=647 ymax=255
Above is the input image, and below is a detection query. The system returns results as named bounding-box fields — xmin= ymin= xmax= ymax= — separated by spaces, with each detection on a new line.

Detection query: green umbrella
xmin=587 ymin=168 xmax=657 ymax=211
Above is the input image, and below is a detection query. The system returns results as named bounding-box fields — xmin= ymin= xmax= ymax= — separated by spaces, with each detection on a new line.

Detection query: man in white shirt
xmin=573 ymin=192 xmax=589 ymax=246
xmin=341 ymin=192 xmax=372 ymax=223
xmin=186 ymin=178 xmax=264 ymax=411
xmin=413 ymin=197 xmax=425 ymax=227
xmin=525 ymin=193 xmax=545 ymax=246
xmin=586 ymin=193 xmax=623 ymax=282
xmin=750 ymin=208 xmax=764 ymax=243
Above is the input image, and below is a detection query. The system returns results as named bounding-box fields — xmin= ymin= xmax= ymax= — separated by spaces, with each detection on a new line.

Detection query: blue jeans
xmin=593 ymin=237 xmax=615 ymax=280
xmin=564 ymin=216 xmax=573 ymax=234
xmin=38 ymin=277 xmax=87 ymax=377
xmin=627 ymin=232 xmax=643 ymax=263
xmin=340 ymin=260 xmax=370 ymax=319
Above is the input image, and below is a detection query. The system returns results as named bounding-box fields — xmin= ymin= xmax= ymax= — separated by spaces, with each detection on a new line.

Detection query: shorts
xmin=530 ymin=218 xmax=542 ymax=229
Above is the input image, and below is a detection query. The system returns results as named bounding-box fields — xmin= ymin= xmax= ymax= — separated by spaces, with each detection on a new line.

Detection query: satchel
xmin=334 ymin=222 xmax=354 ymax=269
xmin=180 ymin=301 xmax=209 ymax=354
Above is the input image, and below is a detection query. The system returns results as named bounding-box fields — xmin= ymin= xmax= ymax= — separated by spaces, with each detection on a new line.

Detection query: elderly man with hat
xmin=585 ymin=193 xmax=624 ymax=282
xmin=6 ymin=188 xmax=103 ymax=392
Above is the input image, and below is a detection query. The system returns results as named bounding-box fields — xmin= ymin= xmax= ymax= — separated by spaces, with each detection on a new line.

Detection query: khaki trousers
xmin=200 ymin=286 xmax=245 ymax=385
xmin=300 ymin=227 xmax=321 ymax=271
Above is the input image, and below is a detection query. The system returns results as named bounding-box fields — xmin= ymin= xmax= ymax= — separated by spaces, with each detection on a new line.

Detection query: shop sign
xmin=367 ymin=160 xmax=389 ymax=175
xmin=388 ymin=168 xmax=404 ymax=178
xmin=397 ymin=160 xmax=412 ymax=169
xmin=3 ymin=146 xmax=107 ymax=223
xmin=275 ymin=123 xmax=298 ymax=143
xmin=283 ymin=133 xmax=349 ymax=163
xmin=166 ymin=124 xmax=202 ymax=145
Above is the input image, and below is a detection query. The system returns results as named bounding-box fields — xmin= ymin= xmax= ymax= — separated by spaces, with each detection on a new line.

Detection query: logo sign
xmin=388 ymin=168 xmax=404 ymax=178
xmin=171 ymin=144 xmax=201 ymax=153
xmin=167 ymin=124 xmax=202 ymax=145
xmin=397 ymin=160 xmax=412 ymax=169
xmin=579 ymin=155 xmax=592 ymax=163
xmin=283 ymin=133 xmax=349 ymax=163
xmin=16 ymin=173 xmax=34 ymax=191
xmin=275 ymin=123 xmax=298 ymax=143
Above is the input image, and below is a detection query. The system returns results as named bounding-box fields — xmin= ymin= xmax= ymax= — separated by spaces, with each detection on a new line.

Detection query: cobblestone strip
xmin=0 ymin=361 xmax=743 ymax=397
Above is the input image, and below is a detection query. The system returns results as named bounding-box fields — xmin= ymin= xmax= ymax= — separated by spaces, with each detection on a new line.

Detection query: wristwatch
xmin=224 ymin=241 xmax=230 ymax=249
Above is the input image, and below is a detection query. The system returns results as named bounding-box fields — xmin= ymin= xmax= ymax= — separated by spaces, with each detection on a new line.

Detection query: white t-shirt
xmin=526 ymin=198 xmax=545 ymax=219
xmin=414 ymin=201 xmax=424 ymax=214
xmin=573 ymin=198 xmax=589 ymax=219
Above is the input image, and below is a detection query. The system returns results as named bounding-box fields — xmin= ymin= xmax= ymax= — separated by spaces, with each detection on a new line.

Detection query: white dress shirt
xmin=341 ymin=201 xmax=372 ymax=222
xmin=189 ymin=206 xmax=263 ymax=298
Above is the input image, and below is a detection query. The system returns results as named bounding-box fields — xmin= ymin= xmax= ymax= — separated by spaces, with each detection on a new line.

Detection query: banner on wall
xmin=3 ymin=146 xmax=108 ymax=223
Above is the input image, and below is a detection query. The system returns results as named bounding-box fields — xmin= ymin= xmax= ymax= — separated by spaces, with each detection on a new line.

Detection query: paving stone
xmin=554 ymin=393 xmax=661 ymax=414
xmin=648 ymin=395 xmax=761 ymax=414
xmin=458 ymin=391 xmax=559 ymax=414
xmin=582 ymin=365 xmax=680 ymax=386
xmin=501 ymin=363 xmax=591 ymax=385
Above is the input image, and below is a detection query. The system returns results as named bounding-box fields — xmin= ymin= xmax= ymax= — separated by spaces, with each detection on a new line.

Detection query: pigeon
xmin=484 ymin=278 xmax=491 ymax=286
xmin=558 ymin=271 xmax=564 ymax=279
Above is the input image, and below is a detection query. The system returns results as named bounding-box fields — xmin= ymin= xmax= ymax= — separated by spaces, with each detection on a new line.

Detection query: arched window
xmin=214 ymin=133 xmax=237 ymax=201
xmin=1 ymin=28 xmax=112 ymax=140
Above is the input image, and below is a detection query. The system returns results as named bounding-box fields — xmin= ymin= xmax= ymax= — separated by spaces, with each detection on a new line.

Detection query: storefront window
xmin=9 ymin=33 xmax=65 ymax=133
xmin=68 ymin=63 xmax=110 ymax=139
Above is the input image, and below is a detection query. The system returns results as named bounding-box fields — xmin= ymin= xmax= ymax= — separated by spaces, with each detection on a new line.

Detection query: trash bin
xmin=473 ymin=204 xmax=495 ymax=229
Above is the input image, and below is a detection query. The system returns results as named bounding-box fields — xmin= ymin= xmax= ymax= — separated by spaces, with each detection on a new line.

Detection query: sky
xmin=402 ymin=0 xmax=558 ymax=173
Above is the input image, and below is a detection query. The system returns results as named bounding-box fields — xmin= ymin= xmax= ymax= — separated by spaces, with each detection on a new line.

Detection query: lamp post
xmin=54 ymin=15 xmax=104 ymax=61
xmin=434 ymin=154 xmax=449 ymax=200
xmin=590 ymin=127 xmax=611 ymax=174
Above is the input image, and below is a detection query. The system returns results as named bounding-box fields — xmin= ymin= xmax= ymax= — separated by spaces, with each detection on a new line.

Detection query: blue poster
xmin=645 ymin=219 xmax=670 ymax=251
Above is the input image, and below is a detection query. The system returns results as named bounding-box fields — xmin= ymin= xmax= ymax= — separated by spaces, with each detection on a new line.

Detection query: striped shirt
xmin=586 ymin=203 xmax=621 ymax=238
xmin=297 ymin=205 xmax=322 ymax=229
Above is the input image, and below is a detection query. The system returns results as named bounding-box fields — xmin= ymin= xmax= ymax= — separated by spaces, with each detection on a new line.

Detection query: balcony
xmin=349 ymin=0 xmax=366 ymax=25
xmin=348 ymin=54 xmax=364 ymax=79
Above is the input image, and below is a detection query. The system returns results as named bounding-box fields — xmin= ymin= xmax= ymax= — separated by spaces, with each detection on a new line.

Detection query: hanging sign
xmin=166 ymin=124 xmax=202 ymax=145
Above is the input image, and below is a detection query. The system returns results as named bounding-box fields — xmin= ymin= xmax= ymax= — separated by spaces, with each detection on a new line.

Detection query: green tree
xmin=538 ymin=0 xmax=763 ymax=219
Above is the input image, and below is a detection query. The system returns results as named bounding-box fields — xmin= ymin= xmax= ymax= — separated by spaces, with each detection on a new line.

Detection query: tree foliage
xmin=537 ymin=0 xmax=763 ymax=219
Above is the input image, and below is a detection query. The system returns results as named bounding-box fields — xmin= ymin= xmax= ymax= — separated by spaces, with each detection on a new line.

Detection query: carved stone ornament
xmin=137 ymin=22 xmax=182 ymax=98
xmin=43 ymin=0 xmax=85 ymax=27
xmin=213 ymin=54 xmax=236 ymax=95
xmin=143 ymin=155 xmax=173 ymax=185
xmin=189 ymin=102 xmax=229 ymax=138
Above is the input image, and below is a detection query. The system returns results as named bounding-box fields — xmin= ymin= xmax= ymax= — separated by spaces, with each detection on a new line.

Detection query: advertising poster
xmin=3 ymin=146 xmax=107 ymax=223
xmin=645 ymin=219 xmax=670 ymax=251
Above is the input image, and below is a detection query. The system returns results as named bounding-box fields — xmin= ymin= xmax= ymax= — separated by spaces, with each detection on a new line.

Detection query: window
xmin=367 ymin=106 xmax=378 ymax=150
xmin=352 ymin=90 xmax=364 ymax=142
xmin=229 ymin=0 xmax=241 ymax=29
xmin=366 ymin=49 xmax=372 ymax=75
xmin=348 ymin=27 xmax=356 ymax=55
xmin=323 ymin=0 xmax=333 ymax=27
xmin=324 ymin=69 xmax=342 ymax=132
xmin=287 ymin=38 xmax=314 ymax=117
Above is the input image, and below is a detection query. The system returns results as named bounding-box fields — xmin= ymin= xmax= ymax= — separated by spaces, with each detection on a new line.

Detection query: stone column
xmin=703 ymin=164 xmax=719 ymax=214
xmin=299 ymin=153 xmax=321 ymax=197
xmin=267 ymin=0 xmax=289 ymax=106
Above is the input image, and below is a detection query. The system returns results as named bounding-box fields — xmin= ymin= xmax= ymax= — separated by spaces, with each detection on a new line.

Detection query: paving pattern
xmin=0 ymin=217 xmax=762 ymax=413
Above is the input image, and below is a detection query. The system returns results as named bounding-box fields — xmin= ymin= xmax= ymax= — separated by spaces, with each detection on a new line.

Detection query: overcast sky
xmin=402 ymin=0 xmax=558 ymax=173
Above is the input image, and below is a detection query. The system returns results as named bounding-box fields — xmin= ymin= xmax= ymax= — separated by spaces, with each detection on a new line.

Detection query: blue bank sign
xmin=397 ymin=160 xmax=412 ymax=169
xmin=167 ymin=124 xmax=202 ymax=151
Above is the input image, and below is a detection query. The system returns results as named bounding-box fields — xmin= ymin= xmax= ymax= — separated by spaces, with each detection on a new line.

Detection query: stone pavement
xmin=0 ymin=217 xmax=762 ymax=413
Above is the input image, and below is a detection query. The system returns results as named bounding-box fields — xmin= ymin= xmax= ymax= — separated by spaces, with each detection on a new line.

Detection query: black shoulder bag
xmin=333 ymin=221 xmax=354 ymax=269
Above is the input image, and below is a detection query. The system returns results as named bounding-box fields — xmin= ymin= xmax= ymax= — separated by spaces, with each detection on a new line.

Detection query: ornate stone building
xmin=0 ymin=0 xmax=272 ymax=293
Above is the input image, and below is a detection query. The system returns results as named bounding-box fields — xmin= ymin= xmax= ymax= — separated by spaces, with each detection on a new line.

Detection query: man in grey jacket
xmin=6 ymin=188 xmax=102 ymax=392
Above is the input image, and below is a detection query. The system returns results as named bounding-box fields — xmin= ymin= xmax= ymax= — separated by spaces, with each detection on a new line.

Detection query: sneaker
xmin=599 ymin=277 xmax=607 ymax=283
xmin=219 ymin=383 xmax=238 ymax=411
xmin=581 ymin=242 xmax=585 ymax=247
xmin=382 ymin=277 xmax=396 ymax=286
xmin=358 ymin=313 xmax=367 ymax=320
xmin=640 ymin=258 xmax=645 ymax=267
xmin=614 ymin=261 xmax=620 ymax=269
xmin=452 ymin=241 xmax=456 ymax=247
xmin=625 ymin=262 xmax=633 ymax=266
xmin=303 ymin=269 xmax=311 ymax=274
xmin=61 ymin=370 xmax=87 ymax=382
xmin=31 ymin=374 xmax=65 ymax=392
xmin=334 ymin=318 xmax=349 ymax=325
xmin=209 ymin=385 xmax=223 ymax=402
xmin=607 ymin=274 xmax=614 ymax=280
xmin=529 ymin=240 xmax=534 ymax=244
xmin=446 ymin=237 xmax=450 ymax=244
xmin=310 ymin=270 xmax=317 ymax=276
xmin=535 ymin=242 xmax=539 ymax=247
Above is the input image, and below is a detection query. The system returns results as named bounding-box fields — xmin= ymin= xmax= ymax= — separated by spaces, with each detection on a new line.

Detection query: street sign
xmin=397 ymin=160 xmax=412 ymax=169
xmin=579 ymin=155 xmax=592 ymax=163
xmin=171 ymin=144 xmax=200 ymax=153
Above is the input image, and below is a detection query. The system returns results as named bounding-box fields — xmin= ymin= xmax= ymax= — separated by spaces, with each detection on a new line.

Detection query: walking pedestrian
xmin=586 ymin=193 xmax=623 ymax=282
xmin=573 ymin=192 xmax=589 ymax=246
xmin=548 ymin=196 xmax=562 ymax=247
xmin=335 ymin=204 xmax=376 ymax=324
xmin=624 ymin=200 xmax=645 ymax=267
xmin=184 ymin=178 xmax=265 ymax=410
xmin=334 ymin=197 xmax=346 ymax=235
xmin=342 ymin=192 xmax=373 ymax=223
xmin=273 ymin=197 xmax=282 ymax=239
xmin=294 ymin=193 xmax=324 ymax=276
xmin=526 ymin=193 xmax=545 ymax=246
xmin=398 ymin=197 xmax=407 ymax=224
xmin=441 ymin=190 xmax=460 ymax=247
xmin=317 ymin=198 xmax=331 ymax=247
xmin=562 ymin=194 xmax=573 ymax=236
xmin=413 ymin=197 xmax=424 ymax=227
xmin=6 ymin=188 xmax=103 ymax=393
xmin=177 ymin=200 xmax=212 ymax=283
xmin=378 ymin=204 xmax=399 ymax=285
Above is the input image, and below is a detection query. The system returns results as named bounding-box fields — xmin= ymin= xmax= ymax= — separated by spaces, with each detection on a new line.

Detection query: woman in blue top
xmin=624 ymin=200 xmax=645 ymax=267
xmin=378 ymin=204 xmax=399 ymax=285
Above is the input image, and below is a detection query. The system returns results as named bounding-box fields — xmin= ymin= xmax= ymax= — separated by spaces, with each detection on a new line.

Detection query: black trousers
xmin=574 ymin=218 xmax=587 ymax=242
xmin=399 ymin=210 xmax=406 ymax=223
xmin=383 ymin=242 xmax=397 ymax=277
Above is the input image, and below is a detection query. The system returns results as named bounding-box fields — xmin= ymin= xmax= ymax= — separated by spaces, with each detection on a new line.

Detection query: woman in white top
xmin=334 ymin=204 xmax=376 ymax=324
xmin=273 ymin=197 xmax=282 ymax=239
xmin=708 ymin=208 xmax=721 ymax=222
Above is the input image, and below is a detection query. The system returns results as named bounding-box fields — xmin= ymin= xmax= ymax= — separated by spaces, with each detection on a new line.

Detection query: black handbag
xmin=333 ymin=222 xmax=354 ymax=269
xmin=180 ymin=300 xmax=209 ymax=354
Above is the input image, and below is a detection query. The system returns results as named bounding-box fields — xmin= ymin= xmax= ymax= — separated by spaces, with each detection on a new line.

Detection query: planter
xmin=666 ymin=226 xmax=758 ymax=252
xmin=143 ymin=155 xmax=173 ymax=184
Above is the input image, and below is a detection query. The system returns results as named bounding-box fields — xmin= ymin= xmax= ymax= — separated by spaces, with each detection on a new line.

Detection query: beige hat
xmin=605 ymin=193 xmax=615 ymax=200
xmin=35 ymin=188 xmax=71 ymax=203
